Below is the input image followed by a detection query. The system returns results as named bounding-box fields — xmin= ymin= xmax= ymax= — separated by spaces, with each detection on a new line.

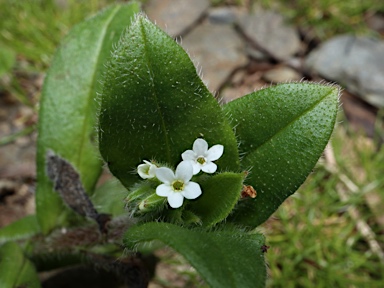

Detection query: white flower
xmin=137 ymin=160 xmax=157 ymax=179
xmin=181 ymin=138 xmax=224 ymax=175
xmin=155 ymin=161 xmax=202 ymax=208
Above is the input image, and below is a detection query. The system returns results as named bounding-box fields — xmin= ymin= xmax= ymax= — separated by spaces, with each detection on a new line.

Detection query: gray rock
xmin=237 ymin=10 xmax=301 ymax=61
xmin=263 ymin=66 xmax=301 ymax=83
xmin=181 ymin=21 xmax=248 ymax=92
xmin=305 ymin=35 xmax=384 ymax=108
xmin=144 ymin=0 xmax=210 ymax=37
xmin=245 ymin=44 xmax=267 ymax=60
xmin=208 ymin=7 xmax=237 ymax=24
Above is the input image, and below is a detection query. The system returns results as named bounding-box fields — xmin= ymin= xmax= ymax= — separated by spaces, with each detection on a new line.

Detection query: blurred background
xmin=1 ymin=0 xmax=384 ymax=287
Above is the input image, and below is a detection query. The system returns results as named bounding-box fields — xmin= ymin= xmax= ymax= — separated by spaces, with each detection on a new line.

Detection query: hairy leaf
xmin=124 ymin=222 xmax=266 ymax=288
xmin=0 ymin=242 xmax=41 ymax=288
xmin=224 ymin=83 xmax=339 ymax=227
xmin=190 ymin=172 xmax=244 ymax=227
xmin=91 ymin=179 xmax=127 ymax=217
xmin=36 ymin=3 xmax=139 ymax=233
xmin=99 ymin=14 xmax=239 ymax=189
xmin=0 ymin=215 xmax=40 ymax=245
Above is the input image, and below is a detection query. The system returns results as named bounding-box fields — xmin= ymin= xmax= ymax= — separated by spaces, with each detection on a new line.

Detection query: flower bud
xmin=138 ymin=193 xmax=166 ymax=212
xmin=125 ymin=183 xmax=153 ymax=203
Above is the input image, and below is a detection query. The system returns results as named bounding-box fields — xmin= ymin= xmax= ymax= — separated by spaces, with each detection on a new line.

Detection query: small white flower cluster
xmin=137 ymin=138 xmax=224 ymax=208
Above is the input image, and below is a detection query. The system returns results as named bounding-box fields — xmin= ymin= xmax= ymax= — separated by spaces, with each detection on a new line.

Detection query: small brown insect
xmin=261 ymin=245 xmax=270 ymax=253
xmin=240 ymin=185 xmax=257 ymax=199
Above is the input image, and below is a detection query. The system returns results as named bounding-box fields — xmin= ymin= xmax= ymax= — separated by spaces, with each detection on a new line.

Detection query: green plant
xmin=0 ymin=0 xmax=117 ymax=108
xmin=259 ymin=0 xmax=384 ymax=39
xmin=0 ymin=3 xmax=339 ymax=287
xmin=0 ymin=0 xmax=116 ymax=69
xmin=264 ymin=122 xmax=384 ymax=287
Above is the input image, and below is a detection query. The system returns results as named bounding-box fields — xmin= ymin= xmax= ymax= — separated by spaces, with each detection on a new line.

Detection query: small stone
xmin=208 ymin=7 xmax=237 ymax=24
xmin=286 ymin=57 xmax=303 ymax=70
xmin=305 ymin=35 xmax=384 ymax=108
xmin=231 ymin=69 xmax=247 ymax=85
xmin=144 ymin=0 xmax=210 ymax=37
xmin=181 ymin=21 xmax=247 ymax=92
xmin=262 ymin=66 xmax=301 ymax=83
xmin=245 ymin=44 xmax=267 ymax=60
xmin=219 ymin=78 xmax=266 ymax=103
xmin=237 ymin=9 xmax=301 ymax=61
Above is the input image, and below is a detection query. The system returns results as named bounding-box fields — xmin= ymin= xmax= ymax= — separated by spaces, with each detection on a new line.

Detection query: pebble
xmin=237 ymin=9 xmax=301 ymax=61
xmin=245 ymin=44 xmax=267 ymax=60
xmin=305 ymin=35 xmax=384 ymax=108
xmin=181 ymin=21 xmax=247 ymax=92
xmin=262 ymin=66 xmax=302 ymax=83
xmin=208 ymin=7 xmax=237 ymax=24
xmin=144 ymin=0 xmax=210 ymax=37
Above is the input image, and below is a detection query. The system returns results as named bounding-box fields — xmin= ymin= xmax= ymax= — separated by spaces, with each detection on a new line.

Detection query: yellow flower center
xmin=197 ymin=156 xmax=206 ymax=165
xmin=172 ymin=180 xmax=184 ymax=191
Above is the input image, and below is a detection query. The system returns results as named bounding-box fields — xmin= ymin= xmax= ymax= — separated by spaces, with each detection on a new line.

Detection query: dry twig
xmin=323 ymin=144 xmax=384 ymax=263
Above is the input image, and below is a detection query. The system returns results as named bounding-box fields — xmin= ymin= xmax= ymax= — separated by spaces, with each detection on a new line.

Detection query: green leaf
xmin=0 ymin=215 xmax=40 ymax=245
xmin=91 ymin=179 xmax=127 ymax=217
xmin=124 ymin=222 xmax=266 ymax=288
xmin=36 ymin=3 xmax=139 ymax=233
xmin=190 ymin=173 xmax=244 ymax=227
xmin=99 ymin=14 xmax=239 ymax=188
xmin=224 ymin=83 xmax=339 ymax=227
xmin=0 ymin=242 xmax=41 ymax=288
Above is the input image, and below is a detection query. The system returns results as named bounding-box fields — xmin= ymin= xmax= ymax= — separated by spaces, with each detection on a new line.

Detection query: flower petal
xmin=191 ymin=161 xmax=201 ymax=175
xmin=155 ymin=167 xmax=175 ymax=184
xmin=148 ymin=165 xmax=157 ymax=177
xmin=181 ymin=150 xmax=196 ymax=161
xmin=175 ymin=161 xmax=193 ymax=182
xmin=137 ymin=163 xmax=151 ymax=179
xmin=206 ymin=144 xmax=224 ymax=161
xmin=181 ymin=160 xmax=201 ymax=175
xmin=193 ymin=138 xmax=208 ymax=156
xmin=167 ymin=191 xmax=184 ymax=208
xmin=202 ymin=162 xmax=217 ymax=173
xmin=156 ymin=184 xmax=171 ymax=197
xmin=182 ymin=182 xmax=202 ymax=199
